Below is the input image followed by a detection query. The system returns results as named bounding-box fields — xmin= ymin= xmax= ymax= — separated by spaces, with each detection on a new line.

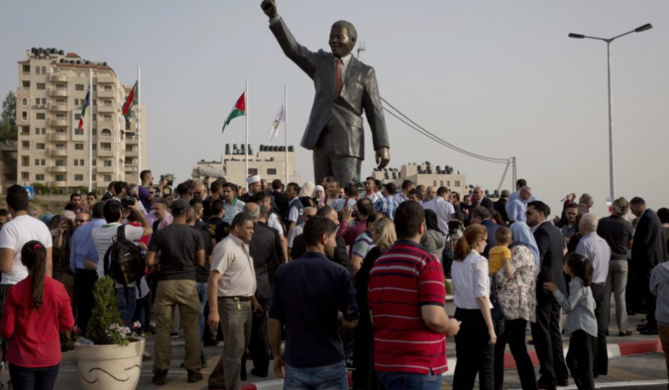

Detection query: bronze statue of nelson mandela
xmin=261 ymin=0 xmax=390 ymax=185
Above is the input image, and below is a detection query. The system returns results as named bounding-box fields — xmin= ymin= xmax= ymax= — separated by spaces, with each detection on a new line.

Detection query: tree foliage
xmin=0 ymin=91 xmax=17 ymax=141
xmin=86 ymin=277 xmax=128 ymax=345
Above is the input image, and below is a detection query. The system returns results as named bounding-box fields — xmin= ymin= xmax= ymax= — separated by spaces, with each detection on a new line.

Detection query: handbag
xmin=489 ymin=275 xmax=506 ymax=337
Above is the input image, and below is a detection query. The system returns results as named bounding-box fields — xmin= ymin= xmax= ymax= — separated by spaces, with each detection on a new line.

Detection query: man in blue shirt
xmin=269 ymin=215 xmax=359 ymax=389
xmin=69 ymin=201 xmax=106 ymax=336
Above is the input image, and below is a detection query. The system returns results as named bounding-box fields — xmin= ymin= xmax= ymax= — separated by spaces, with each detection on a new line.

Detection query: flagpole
xmin=284 ymin=85 xmax=289 ymax=184
xmin=245 ymin=80 xmax=249 ymax=180
xmin=137 ymin=66 xmax=141 ymax=185
xmin=88 ymin=68 xmax=93 ymax=191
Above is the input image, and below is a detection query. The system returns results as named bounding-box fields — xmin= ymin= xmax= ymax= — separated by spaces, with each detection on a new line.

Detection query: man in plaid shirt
xmin=374 ymin=183 xmax=399 ymax=220
xmin=331 ymin=184 xmax=359 ymax=212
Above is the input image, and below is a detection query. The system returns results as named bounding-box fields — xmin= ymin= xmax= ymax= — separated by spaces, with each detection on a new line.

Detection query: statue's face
xmin=329 ymin=26 xmax=354 ymax=58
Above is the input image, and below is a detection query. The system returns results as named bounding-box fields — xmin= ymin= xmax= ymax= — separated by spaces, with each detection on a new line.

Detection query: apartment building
xmin=15 ymin=47 xmax=147 ymax=191
xmin=191 ymin=144 xmax=301 ymax=187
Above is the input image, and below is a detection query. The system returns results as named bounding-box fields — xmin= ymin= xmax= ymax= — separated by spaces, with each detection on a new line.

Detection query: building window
xmin=22 ymin=141 xmax=29 ymax=150
xmin=92 ymin=160 xmax=96 ymax=166
xmin=55 ymin=159 xmax=65 ymax=167
xmin=41 ymin=128 xmax=46 ymax=135
xmin=92 ymin=129 xmax=97 ymax=135
xmin=56 ymin=143 xmax=65 ymax=150
xmin=36 ymin=143 xmax=45 ymax=150
xmin=248 ymin=168 xmax=258 ymax=175
xmin=74 ymin=128 xmax=84 ymax=136
xmin=104 ymin=85 xmax=112 ymax=92
xmin=104 ymin=175 xmax=112 ymax=182
xmin=75 ymin=84 xmax=84 ymax=91
xmin=21 ymin=156 xmax=29 ymax=166
xmin=22 ymin=111 xmax=27 ymax=120
xmin=21 ymin=172 xmax=29 ymax=180
xmin=455 ymin=180 xmax=461 ymax=187
xmin=36 ymin=67 xmax=41 ymax=75
xmin=22 ymin=65 xmax=30 ymax=73
xmin=36 ymin=113 xmax=45 ymax=120
xmin=447 ymin=181 xmax=451 ymax=187
xmin=104 ymin=115 xmax=111 ymax=120
xmin=74 ymin=159 xmax=79 ymax=166
xmin=36 ymin=174 xmax=45 ymax=181
xmin=74 ymin=99 xmax=79 ymax=106
xmin=74 ymin=174 xmax=84 ymax=181
xmin=22 ymin=80 xmax=30 ymax=88
xmin=93 ymin=115 xmax=97 ymax=121
xmin=55 ymin=174 xmax=65 ymax=182
xmin=433 ymin=180 xmax=437 ymax=186
xmin=267 ymin=168 xmax=277 ymax=175
xmin=440 ymin=180 xmax=444 ymax=186
xmin=36 ymin=83 xmax=46 ymax=90
xmin=80 ymin=159 xmax=84 ymax=165
xmin=34 ymin=127 xmax=40 ymax=135
xmin=41 ymin=159 xmax=45 ymax=165
xmin=125 ymin=157 xmax=132 ymax=164
xmin=75 ymin=143 xmax=84 ymax=150
xmin=101 ymin=142 xmax=111 ymax=151
xmin=104 ymin=160 xmax=112 ymax=167
xmin=104 ymin=100 xmax=112 ymax=107
xmin=92 ymin=174 xmax=97 ymax=181
xmin=100 ymin=129 xmax=112 ymax=137
xmin=41 ymin=66 xmax=46 ymax=74
xmin=34 ymin=159 xmax=39 ymax=166
xmin=21 ymin=98 xmax=27 ymax=106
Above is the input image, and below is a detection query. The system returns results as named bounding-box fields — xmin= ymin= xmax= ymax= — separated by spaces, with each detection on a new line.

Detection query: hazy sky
xmin=1 ymin=1 xmax=667 ymax=218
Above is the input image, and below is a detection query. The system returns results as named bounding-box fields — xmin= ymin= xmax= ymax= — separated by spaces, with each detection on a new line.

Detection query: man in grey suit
xmin=261 ymin=0 xmax=390 ymax=185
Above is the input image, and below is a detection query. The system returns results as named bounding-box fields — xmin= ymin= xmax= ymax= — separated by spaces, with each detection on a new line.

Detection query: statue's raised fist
xmin=261 ymin=0 xmax=277 ymax=19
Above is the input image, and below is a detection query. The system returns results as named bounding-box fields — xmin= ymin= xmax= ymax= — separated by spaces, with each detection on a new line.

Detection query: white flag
xmin=268 ymin=103 xmax=285 ymax=139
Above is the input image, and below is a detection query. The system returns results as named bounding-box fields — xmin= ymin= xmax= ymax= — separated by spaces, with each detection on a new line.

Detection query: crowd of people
xmin=0 ymin=172 xmax=668 ymax=390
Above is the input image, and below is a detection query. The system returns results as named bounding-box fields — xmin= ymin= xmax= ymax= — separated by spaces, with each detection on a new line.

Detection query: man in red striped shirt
xmin=368 ymin=201 xmax=459 ymax=389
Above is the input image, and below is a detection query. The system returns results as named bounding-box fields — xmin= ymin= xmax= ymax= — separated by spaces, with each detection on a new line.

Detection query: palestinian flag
xmin=222 ymin=92 xmax=246 ymax=133
xmin=77 ymin=86 xmax=90 ymax=130
xmin=122 ymin=81 xmax=137 ymax=126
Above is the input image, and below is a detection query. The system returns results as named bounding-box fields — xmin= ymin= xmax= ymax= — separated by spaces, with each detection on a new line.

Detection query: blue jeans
xmin=284 ymin=361 xmax=348 ymax=390
xmin=115 ymin=287 xmax=137 ymax=324
xmin=9 ymin=363 xmax=59 ymax=390
xmin=196 ymin=281 xmax=208 ymax=359
xmin=377 ymin=371 xmax=443 ymax=390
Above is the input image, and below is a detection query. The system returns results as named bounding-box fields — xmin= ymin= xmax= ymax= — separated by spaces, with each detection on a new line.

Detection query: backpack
xmin=103 ymin=225 xmax=144 ymax=304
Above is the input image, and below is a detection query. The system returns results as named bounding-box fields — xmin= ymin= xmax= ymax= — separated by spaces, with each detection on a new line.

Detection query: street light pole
xmin=568 ymin=23 xmax=652 ymax=201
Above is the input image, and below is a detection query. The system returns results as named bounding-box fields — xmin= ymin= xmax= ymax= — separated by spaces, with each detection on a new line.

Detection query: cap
xmin=246 ymin=175 xmax=261 ymax=185
xmin=501 ymin=189 xmax=510 ymax=197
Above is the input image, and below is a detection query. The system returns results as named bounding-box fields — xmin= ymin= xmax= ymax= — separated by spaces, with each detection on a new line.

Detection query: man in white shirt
xmin=0 ymin=185 xmax=54 ymax=349
xmin=92 ymin=200 xmax=152 ymax=323
xmin=207 ymin=213 xmax=257 ymax=390
xmin=423 ymin=186 xmax=455 ymax=234
xmin=575 ymin=213 xmax=611 ymax=377
xmin=363 ymin=176 xmax=381 ymax=204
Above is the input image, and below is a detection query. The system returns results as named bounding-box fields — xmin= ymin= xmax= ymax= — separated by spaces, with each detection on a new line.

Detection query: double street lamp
xmin=568 ymin=23 xmax=652 ymax=201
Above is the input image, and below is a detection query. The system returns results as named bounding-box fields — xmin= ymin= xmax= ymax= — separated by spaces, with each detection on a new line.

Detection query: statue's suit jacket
xmin=270 ymin=18 xmax=389 ymax=159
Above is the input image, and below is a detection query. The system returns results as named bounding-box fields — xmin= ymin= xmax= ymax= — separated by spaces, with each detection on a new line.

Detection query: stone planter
xmin=74 ymin=337 xmax=145 ymax=390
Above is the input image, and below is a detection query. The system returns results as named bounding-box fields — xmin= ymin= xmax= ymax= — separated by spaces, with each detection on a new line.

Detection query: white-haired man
xmin=575 ymin=213 xmax=611 ymax=377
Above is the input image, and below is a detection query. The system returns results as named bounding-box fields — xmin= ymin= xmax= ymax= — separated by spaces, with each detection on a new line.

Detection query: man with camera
xmin=91 ymin=200 xmax=152 ymax=323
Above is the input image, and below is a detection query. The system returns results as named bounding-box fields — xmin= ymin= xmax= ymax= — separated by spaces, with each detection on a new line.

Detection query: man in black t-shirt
xmin=146 ymin=199 xmax=205 ymax=385
xmin=268 ymin=216 xmax=358 ymax=387
xmin=598 ymin=197 xmax=634 ymax=336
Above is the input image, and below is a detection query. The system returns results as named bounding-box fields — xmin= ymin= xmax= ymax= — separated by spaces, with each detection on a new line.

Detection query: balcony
xmin=125 ymin=137 xmax=138 ymax=145
xmin=48 ymin=166 xmax=68 ymax=173
xmin=48 ymin=118 xmax=68 ymax=127
xmin=97 ymin=75 xmax=114 ymax=84
xmin=97 ymin=149 xmax=114 ymax=157
xmin=97 ymin=90 xmax=115 ymax=98
xmin=48 ymin=149 xmax=68 ymax=157
xmin=48 ymin=74 xmax=68 ymax=83
xmin=48 ymin=89 xmax=67 ymax=97
xmin=47 ymin=133 xmax=68 ymax=142
xmin=97 ymin=105 xmax=115 ymax=113
xmin=126 ymin=149 xmax=138 ymax=157
xmin=97 ymin=166 xmax=114 ymax=173
xmin=49 ymin=104 xmax=67 ymax=112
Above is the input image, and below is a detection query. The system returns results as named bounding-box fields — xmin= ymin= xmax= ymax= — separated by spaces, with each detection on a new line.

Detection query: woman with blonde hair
xmin=452 ymin=224 xmax=496 ymax=390
xmin=353 ymin=216 xmax=395 ymax=390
